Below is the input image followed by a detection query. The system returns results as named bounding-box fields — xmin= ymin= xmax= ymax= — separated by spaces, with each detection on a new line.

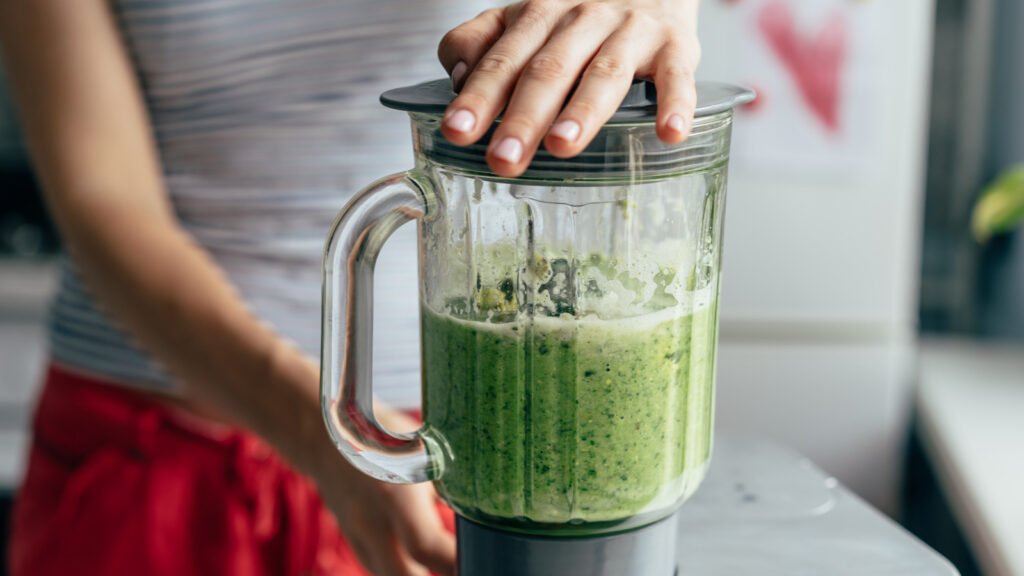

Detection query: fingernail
xmin=492 ymin=137 xmax=523 ymax=164
xmin=451 ymin=61 xmax=467 ymax=91
xmin=668 ymin=114 xmax=686 ymax=133
xmin=444 ymin=109 xmax=476 ymax=133
xmin=549 ymin=120 xmax=581 ymax=143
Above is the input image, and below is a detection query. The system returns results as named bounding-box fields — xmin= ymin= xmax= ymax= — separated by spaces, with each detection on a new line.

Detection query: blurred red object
xmin=741 ymin=84 xmax=765 ymax=113
xmin=9 ymin=365 xmax=454 ymax=576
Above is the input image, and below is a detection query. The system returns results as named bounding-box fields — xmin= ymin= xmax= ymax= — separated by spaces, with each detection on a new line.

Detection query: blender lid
xmin=382 ymin=78 xmax=753 ymax=183
xmin=381 ymin=78 xmax=755 ymax=122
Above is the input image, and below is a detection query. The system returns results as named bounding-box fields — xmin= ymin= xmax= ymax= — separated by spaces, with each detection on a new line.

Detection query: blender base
xmin=455 ymin=514 xmax=678 ymax=576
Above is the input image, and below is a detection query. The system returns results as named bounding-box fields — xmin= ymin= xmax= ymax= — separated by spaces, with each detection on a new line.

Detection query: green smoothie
xmin=421 ymin=297 xmax=717 ymax=533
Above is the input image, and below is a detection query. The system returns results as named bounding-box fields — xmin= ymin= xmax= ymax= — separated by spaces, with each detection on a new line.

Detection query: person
xmin=0 ymin=0 xmax=700 ymax=574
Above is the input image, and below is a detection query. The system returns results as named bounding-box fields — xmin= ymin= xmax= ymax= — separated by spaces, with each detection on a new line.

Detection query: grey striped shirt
xmin=50 ymin=0 xmax=495 ymax=408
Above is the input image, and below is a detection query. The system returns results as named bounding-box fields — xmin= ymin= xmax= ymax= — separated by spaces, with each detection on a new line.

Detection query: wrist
xmin=260 ymin=338 xmax=339 ymax=480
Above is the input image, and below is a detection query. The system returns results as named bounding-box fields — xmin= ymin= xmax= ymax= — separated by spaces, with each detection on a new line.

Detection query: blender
xmin=321 ymin=79 xmax=753 ymax=575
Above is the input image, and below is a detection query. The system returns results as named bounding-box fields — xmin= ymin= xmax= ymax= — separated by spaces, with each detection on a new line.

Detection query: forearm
xmin=58 ymin=202 xmax=333 ymax=477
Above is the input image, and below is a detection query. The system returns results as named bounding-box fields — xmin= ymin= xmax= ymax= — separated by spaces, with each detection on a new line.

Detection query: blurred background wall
xmin=0 ymin=65 xmax=59 ymax=473
xmin=697 ymin=0 xmax=934 ymax=514
xmin=0 ymin=49 xmax=59 ymax=575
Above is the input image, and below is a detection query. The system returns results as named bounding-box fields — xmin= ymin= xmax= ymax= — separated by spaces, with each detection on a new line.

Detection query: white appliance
xmin=697 ymin=0 xmax=935 ymax=513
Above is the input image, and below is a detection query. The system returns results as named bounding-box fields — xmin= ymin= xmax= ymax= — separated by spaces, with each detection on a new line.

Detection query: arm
xmin=0 ymin=2 xmax=452 ymax=575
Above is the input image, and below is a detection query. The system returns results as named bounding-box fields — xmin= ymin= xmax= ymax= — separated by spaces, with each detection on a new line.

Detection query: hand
xmin=315 ymin=407 xmax=455 ymax=576
xmin=437 ymin=0 xmax=701 ymax=178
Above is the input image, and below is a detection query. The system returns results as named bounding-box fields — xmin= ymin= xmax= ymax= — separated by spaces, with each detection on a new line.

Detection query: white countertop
xmin=916 ymin=337 xmax=1024 ymax=576
xmin=677 ymin=438 xmax=956 ymax=575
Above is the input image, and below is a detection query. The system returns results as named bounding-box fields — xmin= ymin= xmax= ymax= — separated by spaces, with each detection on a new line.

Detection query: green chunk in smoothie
xmin=421 ymin=300 xmax=717 ymax=533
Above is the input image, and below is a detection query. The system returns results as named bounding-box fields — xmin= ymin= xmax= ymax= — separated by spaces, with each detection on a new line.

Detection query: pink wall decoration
xmin=757 ymin=0 xmax=847 ymax=132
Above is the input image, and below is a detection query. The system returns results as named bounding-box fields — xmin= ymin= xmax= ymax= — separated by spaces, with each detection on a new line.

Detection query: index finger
xmin=437 ymin=8 xmax=506 ymax=91
xmin=440 ymin=0 xmax=568 ymax=146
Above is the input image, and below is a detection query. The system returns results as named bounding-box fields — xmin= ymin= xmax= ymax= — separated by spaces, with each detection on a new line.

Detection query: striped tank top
xmin=49 ymin=0 xmax=496 ymax=408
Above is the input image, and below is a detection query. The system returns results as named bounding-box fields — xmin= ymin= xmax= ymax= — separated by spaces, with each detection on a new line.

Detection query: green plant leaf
xmin=972 ymin=165 xmax=1024 ymax=243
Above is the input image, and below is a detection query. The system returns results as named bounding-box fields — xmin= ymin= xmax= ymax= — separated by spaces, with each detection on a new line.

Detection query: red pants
xmin=9 ymin=365 xmax=451 ymax=576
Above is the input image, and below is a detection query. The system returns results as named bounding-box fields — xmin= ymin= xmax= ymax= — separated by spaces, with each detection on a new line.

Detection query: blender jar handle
xmin=321 ymin=171 xmax=441 ymax=484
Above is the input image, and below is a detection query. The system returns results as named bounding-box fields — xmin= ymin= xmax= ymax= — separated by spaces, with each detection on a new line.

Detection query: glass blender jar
xmin=322 ymin=79 xmax=752 ymax=576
